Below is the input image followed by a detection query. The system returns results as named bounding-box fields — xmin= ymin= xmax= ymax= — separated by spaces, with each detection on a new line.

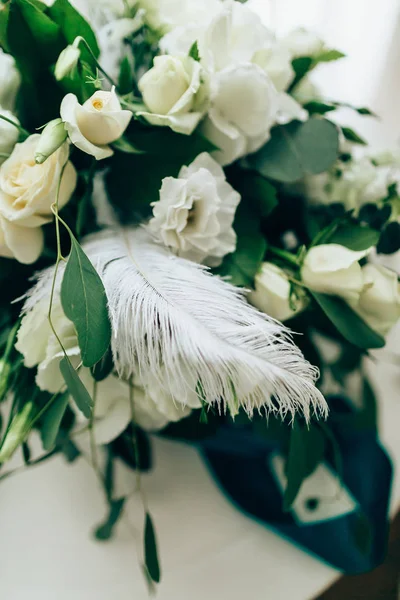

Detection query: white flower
xmin=253 ymin=45 xmax=294 ymax=93
xmin=281 ymin=27 xmax=325 ymax=58
xmin=351 ymin=264 xmax=400 ymax=337
xmin=60 ymin=88 xmax=132 ymax=160
xmin=138 ymin=55 xmax=209 ymax=135
xmin=0 ymin=108 xmax=20 ymax=164
xmin=0 ymin=135 xmax=76 ymax=264
xmin=35 ymin=118 xmax=68 ymax=164
xmin=291 ymin=77 xmax=323 ymax=104
xmin=139 ymin=0 xmax=222 ymax=33
xmin=148 ymin=152 xmax=240 ymax=266
xmin=249 ymin=262 xmax=308 ymax=322
xmin=301 ymin=244 xmax=371 ymax=303
xmin=201 ymin=62 xmax=278 ymax=165
xmin=54 ymin=44 xmax=81 ymax=80
xmin=0 ymin=49 xmax=20 ymax=111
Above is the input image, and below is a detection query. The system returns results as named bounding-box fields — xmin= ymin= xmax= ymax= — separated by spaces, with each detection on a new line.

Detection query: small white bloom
xmin=301 ymin=244 xmax=371 ymax=303
xmin=249 ymin=262 xmax=308 ymax=322
xmin=201 ymin=62 xmax=278 ymax=165
xmin=0 ymin=135 xmax=76 ymax=264
xmin=35 ymin=118 xmax=68 ymax=164
xmin=281 ymin=27 xmax=325 ymax=58
xmin=0 ymin=107 xmax=20 ymax=164
xmin=0 ymin=49 xmax=20 ymax=111
xmin=54 ymin=44 xmax=81 ymax=81
xmin=148 ymin=152 xmax=241 ymax=266
xmin=352 ymin=264 xmax=400 ymax=337
xmin=60 ymin=87 xmax=132 ymax=160
xmin=138 ymin=55 xmax=209 ymax=135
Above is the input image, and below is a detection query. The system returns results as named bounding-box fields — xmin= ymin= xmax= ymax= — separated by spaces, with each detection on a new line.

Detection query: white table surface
xmin=1 ymin=1 xmax=400 ymax=598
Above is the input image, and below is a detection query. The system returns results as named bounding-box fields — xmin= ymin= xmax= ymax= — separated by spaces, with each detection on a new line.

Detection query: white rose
xmin=148 ymin=152 xmax=241 ymax=266
xmin=0 ymin=134 xmax=76 ymax=264
xmin=352 ymin=264 xmax=400 ymax=337
xmin=301 ymin=244 xmax=371 ymax=303
xmin=201 ymin=62 xmax=278 ymax=165
xmin=60 ymin=87 xmax=132 ymax=160
xmin=253 ymin=45 xmax=294 ymax=93
xmin=249 ymin=262 xmax=308 ymax=322
xmin=0 ymin=108 xmax=20 ymax=164
xmin=139 ymin=0 xmax=222 ymax=33
xmin=281 ymin=27 xmax=325 ymax=58
xmin=0 ymin=49 xmax=20 ymax=111
xmin=138 ymin=55 xmax=209 ymax=135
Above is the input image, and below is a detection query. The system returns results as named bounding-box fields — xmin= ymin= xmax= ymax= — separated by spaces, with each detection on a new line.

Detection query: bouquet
xmin=0 ymin=0 xmax=399 ymax=587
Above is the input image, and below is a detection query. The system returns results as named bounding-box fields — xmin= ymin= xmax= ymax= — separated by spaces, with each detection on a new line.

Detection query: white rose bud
xmin=0 ymin=401 xmax=35 ymax=463
xmin=249 ymin=262 xmax=308 ymax=322
xmin=54 ymin=43 xmax=81 ymax=81
xmin=301 ymin=244 xmax=371 ymax=303
xmin=352 ymin=264 xmax=400 ymax=336
xmin=138 ymin=55 xmax=209 ymax=135
xmin=35 ymin=118 xmax=68 ymax=164
xmin=0 ymin=134 xmax=77 ymax=264
xmin=282 ymin=27 xmax=325 ymax=58
xmin=60 ymin=87 xmax=132 ymax=160
xmin=0 ymin=108 xmax=20 ymax=164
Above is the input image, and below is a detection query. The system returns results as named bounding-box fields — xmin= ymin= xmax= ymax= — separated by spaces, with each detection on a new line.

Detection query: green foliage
xmin=61 ymin=233 xmax=111 ymax=368
xmin=59 ymin=357 xmax=93 ymax=418
xmin=377 ymin=221 xmax=400 ymax=254
xmin=91 ymin=346 xmax=114 ymax=382
xmin=118 ymin=56 xmax=134 ymax=95
xmin=311 ymin=292 xmax=385 ymax=349
xmin=327 ymin=224 xmax=380 ymax=251
xmin=303 ymin=101 xmax=336 ymax=115
xmin=341 ymin=126 xmax=367 ymax=145
xmin=249 ymin=118 xmax=339 ymax=183
xmin=228 ymin=168 xmax=278 ymax=218
xmin=94 ymin=498 xmax=126 ymax=541
xmin=40 ymin=392 xmax=69 ymax=450
xmin=111 ymin=426 xmax=152 ymax=471
xmin=188 ymin=40 xmax=200 ymax=61
xmin=290 ymin=56 xmax=313 ymax=89
xmin=144 ymin=512 xmax=161 ymax=584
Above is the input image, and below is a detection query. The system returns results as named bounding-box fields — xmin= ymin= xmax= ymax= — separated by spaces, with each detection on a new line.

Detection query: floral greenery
xmin=0 ymin=0 xmax=399 ymax=588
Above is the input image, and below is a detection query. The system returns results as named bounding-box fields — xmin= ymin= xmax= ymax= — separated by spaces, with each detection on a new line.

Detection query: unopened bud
xmin=35 ymin=118 xmax=68 ymax=164
xmin=54 ymin=42 xmax=81 ymax=81
xmin=0 ymin=401 xmax=35 ymax=463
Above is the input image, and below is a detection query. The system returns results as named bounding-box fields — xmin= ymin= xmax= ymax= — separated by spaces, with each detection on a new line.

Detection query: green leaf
xmin=283 ymin=421 xmax=307 ymax=510
xmin=0 ymin=2 xmax=10 ymax=50
xmin=228 ymin=168 xmax=278 ymax=218
xmin=341 ymin=126 xmax=367 ymax=145
xmin=40 ymin=392 xmax=69 ymax=450
xmin=250 ymin=118 xmax=339 ymax=183
xmin=91 ymin=346 xmax=114 ymax=382
xmin=144 ymin=512 xmax=161 ymax=583
xmin=351 ymin=513 xmax=373 ymax=556
xmin=61 ymin=234 xmax=111 ymax=368
xmin=111 ymin=426 xmax=152 ymax=472
xmin=118 ymin=55 xmax=134 ymax=95
xmin=111 ymin=136 xmax=146 ymax=155
xmin=188 ymin=40 xmax=200 ymax=61
xmin=95 ymin=497 xmax=125 ymax=541
xmin=290 ymin=56 xmax=313 ymax=89
xmin=59 ymin=357 xmax=93 ymax=418
xmin=314 ymin=49 xmax=346 ymax=63
xmin=48 ymin=0 xmax=99 ymax=60
xmin=377 ymin=222 xmax=400 ymax=254
xmin=311 ymin=292 xmax=385 ymax=349
xmin=328 ymin=224 xmax=380 ymax=251
xmin=303 ymin=101 xmax=336 ymax=115
xmin=218 ymin=205 xmax=267 ymax=287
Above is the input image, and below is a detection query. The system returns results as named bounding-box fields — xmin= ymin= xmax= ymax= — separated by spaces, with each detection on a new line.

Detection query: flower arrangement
xmin=0 ymin=0 xmax=399 ymax=587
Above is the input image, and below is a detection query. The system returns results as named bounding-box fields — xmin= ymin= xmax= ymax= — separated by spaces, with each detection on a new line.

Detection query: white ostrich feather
xmin=24 ymin=227 xmax=328 ymax=421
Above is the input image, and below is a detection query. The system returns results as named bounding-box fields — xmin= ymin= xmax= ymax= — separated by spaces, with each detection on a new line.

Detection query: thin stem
xmin=268 ymin=245 xmax=299 ymax=267
xmin=89 ymin=379 xmax=100 ymax=476
xmin=76 ymin=36 xmax=119 ymax=90
xmin=0 ymin=114 xmax=30 ymax=138
xmin=129 ymin=382 xmax=147 ymax=509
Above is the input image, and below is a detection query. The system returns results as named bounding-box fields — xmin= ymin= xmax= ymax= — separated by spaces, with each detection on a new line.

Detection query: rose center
xmin=92 ymin=99 xmax=104 ymax=111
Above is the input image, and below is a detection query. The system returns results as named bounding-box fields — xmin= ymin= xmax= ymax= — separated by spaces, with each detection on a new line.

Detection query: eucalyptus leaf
xmin=328 ymin=224 xmax=380 ymax=250
xmin=40 ymin=392 xmax=69 ymax=450
xmin=283 ymin=421 xmax=306 ymax=510
xmin=290 ymin=56 xmax=313 ymax=89
xmin=144 ymin=512 xmax=161 ymax=583
xmin=311 ymin=292 xmax=385 ymax=349
xmin=250 ymin=118 xmax=339 ymax=183
xmin=95 ymin=497 xmax=125 ymax=541
xmin=59 ymin=357 xmax=93 ymax=418
xmin=118 ymin=55 xmax=134 ymax=94
xmin=61 ymin=233 xmax=111 ymax=368
xmin=341 ymin=126 xmax=367 ymax=145
xmin=303 ymin=101 xmax=336 ymax=115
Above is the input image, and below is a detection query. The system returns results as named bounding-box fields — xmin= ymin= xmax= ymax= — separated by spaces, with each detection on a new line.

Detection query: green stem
xmin=89 ymin=379 xmax=100 ymax=477
xmin=0 ymin=114 xmax=30 ymax=138
xmin=268 ymin=246 xmax=299 ymax=267
xmin=129 ymin=382 xmax=147 ymax=509
xmin=76 ymin=36 xmax=119 ymax=90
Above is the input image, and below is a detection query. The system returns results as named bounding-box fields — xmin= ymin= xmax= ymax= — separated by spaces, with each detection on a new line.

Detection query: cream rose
xmin=60 ymin=87 xmax=132 ymax=160
xmin=301 ymin=244 xmax=371 ymax=303
xmin=201 ymin=63 xmax=278 ymax=165
xmin=281 ymin=27 xmax=325 ymax=59
xmin=138 ymin=55 xmax=209 ymax=135
xmin=148 ymin=152 xmax=240 ymax=266
xmin=0 ymin=108 xmax=20 ymax=164
xmin=249 ymin=262 xmax=308 ymax=322
xmin=0 ymin=135 xmax=76 ymax=264
xmin=351 ymin=264 xmax=400 ymax=336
